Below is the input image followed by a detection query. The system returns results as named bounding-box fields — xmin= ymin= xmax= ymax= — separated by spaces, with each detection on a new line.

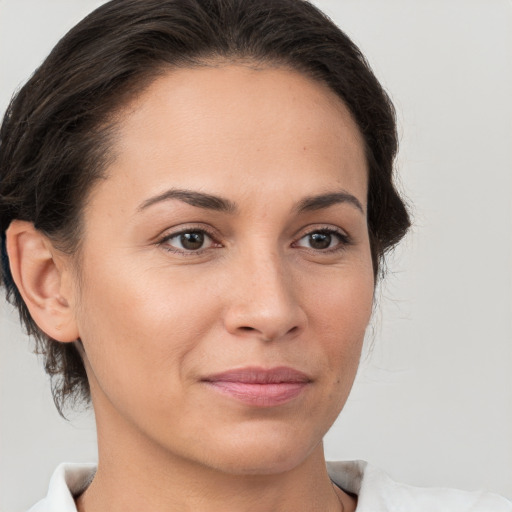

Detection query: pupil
xmin=181 ymin=232 xmax=204 ymax=250
xmin=310 ymin=232 xmax=331 ymax=250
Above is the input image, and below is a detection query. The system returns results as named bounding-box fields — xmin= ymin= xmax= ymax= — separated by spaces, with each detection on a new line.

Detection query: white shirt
xmin=27 ymin=460 xmax=512 ymax=511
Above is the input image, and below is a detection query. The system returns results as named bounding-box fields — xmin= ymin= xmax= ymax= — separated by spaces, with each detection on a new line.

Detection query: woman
xmin=0 ymin=0 xmax=510 ymax=511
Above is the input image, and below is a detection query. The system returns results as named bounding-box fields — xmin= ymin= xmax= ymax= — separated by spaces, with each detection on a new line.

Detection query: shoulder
xmin=327 ymin=460 xmax=512 ymax=512
xmin=27 ymin=463 xmax=97 ymax=512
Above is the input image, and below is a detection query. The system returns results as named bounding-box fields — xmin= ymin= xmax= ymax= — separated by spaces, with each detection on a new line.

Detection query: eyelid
xmin=293 ymin=224 xmax=350 ymax=240
xmin=154 ymin=223 xmax=352 ymax=256
xmin=156 ymin=224 xmax=222 ymax=255
xmin=291 ymin=225 xmax=352 ymax=251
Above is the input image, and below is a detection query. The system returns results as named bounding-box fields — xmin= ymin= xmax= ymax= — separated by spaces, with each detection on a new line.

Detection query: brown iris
xmin=308 ymin=232 xmax=332 ymax=250
xmin=180 ymin=232 xmax=205 ymax=250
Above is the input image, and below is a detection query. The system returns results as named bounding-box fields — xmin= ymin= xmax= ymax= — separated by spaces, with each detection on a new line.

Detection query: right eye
xmin=159 ymin=230 xmax=217 ymax=253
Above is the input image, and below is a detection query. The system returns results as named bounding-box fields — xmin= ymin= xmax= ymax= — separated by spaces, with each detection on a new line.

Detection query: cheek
xmin=304 ymin=257 xmax=374 ymax=379
xmin=308 ymin=260 xmax=374 ymax=335
xmin=73 ymin=260 xmax=212 ymax=397
xmin=293 ymin=262 xmax=373 ymax=438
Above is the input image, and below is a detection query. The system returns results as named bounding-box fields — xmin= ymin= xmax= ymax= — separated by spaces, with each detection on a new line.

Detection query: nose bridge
xmin=223 ymin=242 xmax=306 ymax=340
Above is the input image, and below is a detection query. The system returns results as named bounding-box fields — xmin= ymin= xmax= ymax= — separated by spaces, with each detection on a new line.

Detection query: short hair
xmin=0 ymin=0 xmax=410 ymax=415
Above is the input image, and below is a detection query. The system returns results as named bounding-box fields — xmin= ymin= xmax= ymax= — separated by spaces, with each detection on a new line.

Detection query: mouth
xmin=201 ymin=366 xmax=312 ymax=407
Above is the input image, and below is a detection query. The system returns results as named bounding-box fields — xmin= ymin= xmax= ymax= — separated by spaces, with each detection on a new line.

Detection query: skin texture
xmin=7 ymin=64 xmax=373 ymax=511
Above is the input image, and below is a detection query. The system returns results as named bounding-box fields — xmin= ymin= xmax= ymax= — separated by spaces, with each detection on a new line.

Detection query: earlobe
xmin=5 ymin=220 xmax=79 ymax=343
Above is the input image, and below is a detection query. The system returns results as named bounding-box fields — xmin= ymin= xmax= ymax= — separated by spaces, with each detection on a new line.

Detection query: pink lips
xmin=202 ymin=367 xmax=311 ymax=407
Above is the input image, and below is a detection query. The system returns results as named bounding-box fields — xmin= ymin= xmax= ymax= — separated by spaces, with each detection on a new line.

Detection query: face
xmin=66 ymin=64 xmax=374 ymax=475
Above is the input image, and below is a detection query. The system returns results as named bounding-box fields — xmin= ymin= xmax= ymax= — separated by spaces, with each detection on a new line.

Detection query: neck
xmin=77 ymin=429 xmax=354 ymax=512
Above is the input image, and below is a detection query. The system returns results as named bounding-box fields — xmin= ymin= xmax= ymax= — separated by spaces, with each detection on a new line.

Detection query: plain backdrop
xmin=1 ymin=1 xmax=511 ymax=510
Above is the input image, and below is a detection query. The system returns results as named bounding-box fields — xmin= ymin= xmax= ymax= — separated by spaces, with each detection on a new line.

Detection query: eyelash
xmin=157 ymin=226 xmax=220 ymax=256
xmin=157 ymin=225 xmax=351 ymax=256
xmin=292 ymin=227 xmax=351 ymax=253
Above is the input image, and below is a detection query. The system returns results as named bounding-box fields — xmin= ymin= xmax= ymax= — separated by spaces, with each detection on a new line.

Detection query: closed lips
xmin=202 ymin=366 xmax=312 ymax=384
xmin=202 ymin=367 xmax=312 ymax=406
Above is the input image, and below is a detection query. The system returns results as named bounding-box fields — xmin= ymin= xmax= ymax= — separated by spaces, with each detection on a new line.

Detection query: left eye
xmin=163 ymin=230 xmax=214 ymax=251
xmin=295 ymin=230 xmax=346 ymax=250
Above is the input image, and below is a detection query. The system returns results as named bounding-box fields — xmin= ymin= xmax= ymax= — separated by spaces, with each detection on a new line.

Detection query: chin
xmin=208 ymin=450 xmax=314 ymax=477
xmin=188 ymin=426 xmax=323 ymax=476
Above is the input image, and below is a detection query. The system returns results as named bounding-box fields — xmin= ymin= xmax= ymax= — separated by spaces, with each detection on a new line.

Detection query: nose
xmin=222 ymin=249 xmax=307 ymax=342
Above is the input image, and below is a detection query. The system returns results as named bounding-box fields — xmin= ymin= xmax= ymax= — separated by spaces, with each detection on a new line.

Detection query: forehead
xmin=95 ymin=64 xmax=368 ymax=211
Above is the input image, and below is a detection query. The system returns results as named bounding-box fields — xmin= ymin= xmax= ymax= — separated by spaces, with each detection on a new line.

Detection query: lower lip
xmin=205 ymin=381 xmax=308 ymax=407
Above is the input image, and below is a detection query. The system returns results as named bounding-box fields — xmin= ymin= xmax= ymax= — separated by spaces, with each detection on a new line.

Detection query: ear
xmin=5 ymin=220 xmax=79 ymax=342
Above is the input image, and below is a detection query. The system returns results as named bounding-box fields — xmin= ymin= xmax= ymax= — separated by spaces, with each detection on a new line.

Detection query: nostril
xmin=236 ymin=324 xmax=301 ymax=340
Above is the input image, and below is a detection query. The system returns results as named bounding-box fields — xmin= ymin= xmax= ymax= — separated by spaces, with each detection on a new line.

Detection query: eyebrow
xmin=137 ymin=188 xmax=364 ymax=215
xmin=138 ymin=188 xmax=238 ymax=213
xmin=295 ymin=191 xmax=364 ymax=214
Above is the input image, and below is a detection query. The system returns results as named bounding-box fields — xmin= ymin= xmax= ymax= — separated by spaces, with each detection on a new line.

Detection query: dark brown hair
xmin=0 ymin=0 xmax=410 ymax=415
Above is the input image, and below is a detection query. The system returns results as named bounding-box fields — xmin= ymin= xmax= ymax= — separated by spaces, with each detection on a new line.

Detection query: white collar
xmin=28 ymin=460 xmax=512 ymax=511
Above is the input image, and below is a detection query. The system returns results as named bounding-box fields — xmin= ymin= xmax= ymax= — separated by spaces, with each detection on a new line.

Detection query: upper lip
xmin=202 ymin=366 xmax=312 ymax=384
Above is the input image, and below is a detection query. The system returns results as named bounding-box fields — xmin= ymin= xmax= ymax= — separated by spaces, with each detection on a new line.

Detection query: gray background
xmin=1 ymin=1 xmax=511 ymax=510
